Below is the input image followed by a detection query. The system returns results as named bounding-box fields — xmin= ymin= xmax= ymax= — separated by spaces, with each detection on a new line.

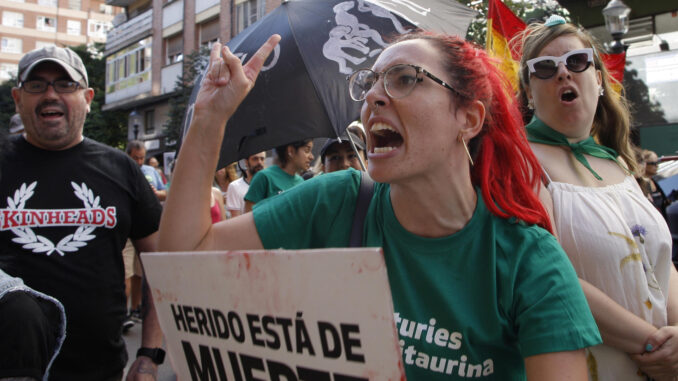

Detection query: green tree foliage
xmin=163 ymin=46 xmax=211 ymax=149
xmin=0 ymin=77 xmax=16 ymax=133
xmin=459 ymin=0 xmax=570 ymax=46
xmin=623 ymin=67 xmax=667 ymax=126
xmin=70 ymin=43 xmax=128 ymax=149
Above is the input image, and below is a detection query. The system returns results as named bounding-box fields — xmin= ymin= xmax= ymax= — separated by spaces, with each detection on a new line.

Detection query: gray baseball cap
xmin=18 ymin=46 xmax=88 ymax=86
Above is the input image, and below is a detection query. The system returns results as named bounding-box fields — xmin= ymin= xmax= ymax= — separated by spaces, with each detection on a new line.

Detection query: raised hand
xmin=193 ymin=35 xmax=281 ymax=123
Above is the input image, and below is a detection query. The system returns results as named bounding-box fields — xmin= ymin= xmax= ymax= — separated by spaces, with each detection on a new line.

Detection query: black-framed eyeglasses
xmin=20 ymin=79 xmax=81 ymax=94
xmin=646 ymin=161 xmax=659 ymax=166
xmin=526 ymin=48 xmax=594 ymax=80
xmin=347 ymin=63 xmax=459 ymax=102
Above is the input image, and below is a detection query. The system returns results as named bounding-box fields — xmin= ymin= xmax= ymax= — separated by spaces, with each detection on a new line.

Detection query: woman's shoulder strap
xmin=350 ymin=171 xmax=376 ymax=247
xmin=540 ymin=165 xmax=553 ymax=186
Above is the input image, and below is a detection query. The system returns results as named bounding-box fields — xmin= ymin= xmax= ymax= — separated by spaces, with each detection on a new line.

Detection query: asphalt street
xmin=123 ymin=320 xmax=176 ymax=381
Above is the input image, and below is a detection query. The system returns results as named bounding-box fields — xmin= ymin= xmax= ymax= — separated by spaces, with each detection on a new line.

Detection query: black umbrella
xmin=180 ymin=0 xmax=476 ymax=169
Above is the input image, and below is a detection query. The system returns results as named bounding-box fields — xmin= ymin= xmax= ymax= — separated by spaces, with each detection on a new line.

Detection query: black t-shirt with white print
xmin=0 ymin=136 xmax=161 ymax=380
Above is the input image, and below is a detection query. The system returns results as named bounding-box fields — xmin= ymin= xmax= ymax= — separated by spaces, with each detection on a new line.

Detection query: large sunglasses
xmin=347 ymin=63 xmax=458 ymax=102
xmin=526 ymin=48 xmax=594 ymax=80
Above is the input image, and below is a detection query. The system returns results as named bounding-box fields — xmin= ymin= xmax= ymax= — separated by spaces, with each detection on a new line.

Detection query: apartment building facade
xmin=0 ymin=0 xmax=120 ymax=82
xmin=102 ymin=0 xmax=281 ymax=160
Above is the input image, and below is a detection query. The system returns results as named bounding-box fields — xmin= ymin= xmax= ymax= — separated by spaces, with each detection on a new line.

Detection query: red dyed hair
xmin=397 ymin=32 xmax=552 ymax=232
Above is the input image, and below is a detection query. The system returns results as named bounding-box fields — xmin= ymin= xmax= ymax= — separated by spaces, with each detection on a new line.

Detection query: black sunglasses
xmin=526 ymin=48 xmax=594 ymax=80
xmin=20 ymin=79 xmax=81 ymax=93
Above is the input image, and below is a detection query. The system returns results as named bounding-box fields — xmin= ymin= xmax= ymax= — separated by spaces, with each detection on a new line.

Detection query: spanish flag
xmin=602 ymin=52 xmax=626 ymax=92
xmin=486 ymin=0 xmax=525 ymax=91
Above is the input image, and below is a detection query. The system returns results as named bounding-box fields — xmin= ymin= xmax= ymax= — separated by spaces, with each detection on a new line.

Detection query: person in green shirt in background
xmin=159 ymin=32 xmax=601 ymax=380
xmin=244 ymin=139 xmax=313 ymax=212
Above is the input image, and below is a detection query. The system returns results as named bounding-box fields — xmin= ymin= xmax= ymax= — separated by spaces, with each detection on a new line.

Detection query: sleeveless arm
xmin=579 ymin=278 xmax=657 ymax=354
xmin=628 ymin=267 xmax=678 ymax=379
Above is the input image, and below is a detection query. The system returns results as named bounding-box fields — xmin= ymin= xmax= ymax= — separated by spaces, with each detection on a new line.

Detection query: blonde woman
xmin=519 ymin=17 xmax=678 ymax=380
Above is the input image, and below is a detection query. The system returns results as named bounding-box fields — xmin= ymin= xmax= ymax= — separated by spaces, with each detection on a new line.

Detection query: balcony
xmin=196 ymin=0 xmax=219 ymax=15
xmin=162 ymin=0 xmax=183 ymax=30
xmin=161 ymin=62 xmax=182 ymax=94
xmin=105 ymin=9 xmax=152 ymax=54
xmin=105 ymin=72 xmax=153 ymax=105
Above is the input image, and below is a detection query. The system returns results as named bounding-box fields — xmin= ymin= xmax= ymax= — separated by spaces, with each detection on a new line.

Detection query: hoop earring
xmin=458 ymin=133 xmax=474 ymax=166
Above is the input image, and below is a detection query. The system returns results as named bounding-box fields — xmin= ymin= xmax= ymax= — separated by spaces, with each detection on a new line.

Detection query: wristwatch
xmin=136 ymin=347 xmax=166 ymax=365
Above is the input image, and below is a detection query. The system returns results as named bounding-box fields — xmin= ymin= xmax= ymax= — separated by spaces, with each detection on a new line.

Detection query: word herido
xmin=172 ymin=304 xmax=372 ymax=381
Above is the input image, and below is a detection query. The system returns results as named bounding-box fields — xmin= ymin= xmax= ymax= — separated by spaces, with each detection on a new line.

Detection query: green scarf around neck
xmin=525 ymin=116 xmax=622 ymax=181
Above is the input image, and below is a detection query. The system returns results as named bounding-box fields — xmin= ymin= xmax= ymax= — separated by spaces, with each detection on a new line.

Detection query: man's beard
xmin=249 ymin=164 xmax=264 ymax=178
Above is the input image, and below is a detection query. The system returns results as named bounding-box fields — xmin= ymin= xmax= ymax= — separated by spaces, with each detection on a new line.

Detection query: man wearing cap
xmin=0 ymin=46 xmax=164 ymax=380
xmin=320 ymin=130 xmax=367 ymax=173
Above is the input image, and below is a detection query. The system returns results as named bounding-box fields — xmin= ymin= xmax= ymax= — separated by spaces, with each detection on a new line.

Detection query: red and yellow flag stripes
xmin=486 ymin=0 xmax=626 ymax=92
xmin=486 ymin=0 xmax=526 ymax=91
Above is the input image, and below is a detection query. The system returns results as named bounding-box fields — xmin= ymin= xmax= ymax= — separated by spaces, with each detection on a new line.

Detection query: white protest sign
xmin=142 ymin=248 xmax=405 ymax=380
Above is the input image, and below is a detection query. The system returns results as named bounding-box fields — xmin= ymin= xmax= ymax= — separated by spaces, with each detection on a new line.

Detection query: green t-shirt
xmin=253 ymin=169 xmax=601 ymax=380
xmin=244 ymin=165 xmax=304 ymax=205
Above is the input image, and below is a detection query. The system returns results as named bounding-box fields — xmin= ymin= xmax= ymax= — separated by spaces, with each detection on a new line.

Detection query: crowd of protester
xmin=1 ymin=15 xmax=677 ymax=381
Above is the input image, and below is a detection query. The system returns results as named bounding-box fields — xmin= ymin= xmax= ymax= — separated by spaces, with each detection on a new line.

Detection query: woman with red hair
xmin=159 ymin=32 xmax=600 ymax=379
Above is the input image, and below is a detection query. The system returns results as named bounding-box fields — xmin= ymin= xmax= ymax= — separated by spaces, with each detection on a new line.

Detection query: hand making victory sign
xmin=194 ymin=35 xmax=282 ymax=124
xmin=159 ymin=35 xmax=280 ymax=253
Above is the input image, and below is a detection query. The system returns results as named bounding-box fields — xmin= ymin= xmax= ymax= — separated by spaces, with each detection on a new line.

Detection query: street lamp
xmin=129 ymin=109 xmax=141 ymax=140
xmin=602 ymin=0 xmax=631 ymax=54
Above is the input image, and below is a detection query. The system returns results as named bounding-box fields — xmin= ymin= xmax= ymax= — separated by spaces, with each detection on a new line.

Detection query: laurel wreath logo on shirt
xmin=8 ymin=181 xmax=98 ymax=256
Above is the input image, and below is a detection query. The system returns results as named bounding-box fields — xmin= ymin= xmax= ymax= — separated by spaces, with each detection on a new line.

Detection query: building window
xmin=38 ymin=0 xmax=58 ymax=7
xmin=0 ymin=63 xmax=18 ymax=82
xmin=88 ymin=20 xmax=111 ymax=39
xmin=105 ymin=37 xmax=152 ymax=94
xmin=68 ymin=0 xmax=81 ymax=10
xmin=2 ymin=11 xmax=23 ymax=28
xmin=37 ymin=16 xmax=57 ymax=32
xmin=67 ymin=20 xmax=81 ymax=35
xmin=199 ymin=18 xmax=220 ymax=48
xmin=145 ymin=110 xmax=155 ymax=135
xmin=101 ymin=4 xmax=114 ymax=14
xmin=235 ymin=0 xmax=266 ymax=34
xmin=1 ymin=37 xmax=22 ymax=54
xmin=165 ymin=34 xmax=183 ymax=65
xmin=35 ymin=41 xmax=55 ymax=50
